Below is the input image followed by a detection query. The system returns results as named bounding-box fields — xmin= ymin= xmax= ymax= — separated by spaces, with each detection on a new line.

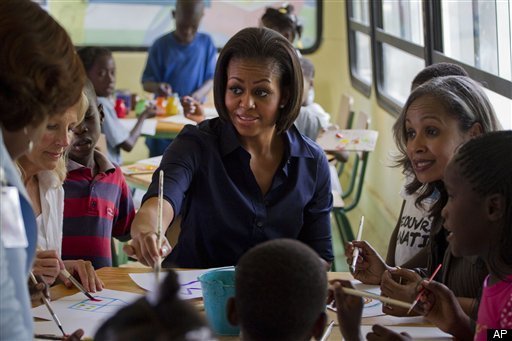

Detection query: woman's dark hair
xmin=392 ymin=75 xmax=501 ymax=218
xmin=451 ymin=130 xmax=512 ymax=280
xmin=0 ymin=0 xmax=85 ymax=131
xmin=213 ymin=27 xmax=303 ymax=134
xmin=260 ymin=3 xmax=303 ymax=44
xmin=77 ymin=46 xmax=113 ymax=73
xmin=95 ymin=270 xmax=211 ymax=341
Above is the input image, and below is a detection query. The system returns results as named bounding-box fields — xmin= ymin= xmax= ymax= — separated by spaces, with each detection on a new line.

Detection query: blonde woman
xmin=18 ymin=92 xmax=103 ymax=292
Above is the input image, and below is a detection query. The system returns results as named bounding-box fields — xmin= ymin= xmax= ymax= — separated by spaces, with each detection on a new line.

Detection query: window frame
xmin=347 ymin=0 xmax=512 ymax=117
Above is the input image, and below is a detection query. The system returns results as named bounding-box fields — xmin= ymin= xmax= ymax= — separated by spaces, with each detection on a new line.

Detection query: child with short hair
xmin=142 ymin=0 xmax=216 ymax=157
xmin=61 ymin=80 xmax=135 ymax=269
xmin=227 ymin=239 xmax=328 ymax=340
xmin=260 ymin=3 xmax=303 ymax=49
xmin=95 ymin=269 xmax=214 ymax=341
xmin=78 ymin=47 xmax=156 ymax=165
xmin=294 ymin=57 xmax=331 ymax=140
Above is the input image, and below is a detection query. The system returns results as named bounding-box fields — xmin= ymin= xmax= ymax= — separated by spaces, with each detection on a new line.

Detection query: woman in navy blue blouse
xmin=125 ymin=27 xmax=334 ymax=269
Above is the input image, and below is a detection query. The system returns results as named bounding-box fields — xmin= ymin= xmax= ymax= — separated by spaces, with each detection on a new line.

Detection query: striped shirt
xmin=62 ymin=151 xmax=135 ymax=268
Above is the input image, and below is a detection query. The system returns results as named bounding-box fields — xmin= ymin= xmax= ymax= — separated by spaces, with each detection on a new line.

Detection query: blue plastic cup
xmin=198 ymin=267 xmax=240 ymax=336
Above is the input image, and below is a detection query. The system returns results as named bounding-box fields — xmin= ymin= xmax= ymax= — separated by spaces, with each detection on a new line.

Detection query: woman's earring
xmin=23 ymin=127 xmax=34 ymax=153
xmin=279 ymin=104 xmax=285 ymax=109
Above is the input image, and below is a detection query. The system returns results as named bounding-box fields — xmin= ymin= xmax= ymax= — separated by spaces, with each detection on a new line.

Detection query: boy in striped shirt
xmin=62 ymin=80 xmax=135 ymax=268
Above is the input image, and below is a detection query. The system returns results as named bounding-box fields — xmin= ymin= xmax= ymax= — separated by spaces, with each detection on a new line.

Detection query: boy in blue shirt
xmin=142 ymin=0 xmax=216 ymax=157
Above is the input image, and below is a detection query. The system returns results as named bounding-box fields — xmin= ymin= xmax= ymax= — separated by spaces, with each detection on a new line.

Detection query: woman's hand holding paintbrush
xmin=380 ymin=267 xmax=423 ymax=316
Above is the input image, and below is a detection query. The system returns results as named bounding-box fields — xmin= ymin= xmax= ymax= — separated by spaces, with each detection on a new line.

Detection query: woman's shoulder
xmin=288 ymin=126 xmax=326 ymax=159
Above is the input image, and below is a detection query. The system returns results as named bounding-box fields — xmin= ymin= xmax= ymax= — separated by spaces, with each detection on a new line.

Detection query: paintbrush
xmin=30 ymin=273 xmax=66 ymax=336
xmin=407 ymin=263 xmax=443 ymax=315
xmin=155 ymin=170 xmax=164 ymax=282
xmin=328 ymin=287 xmax=413 ymax=310
xmin=60 ymin=269 xmax=98 ymax=301
xmin=320 ymin=320 xmax=335 ymax=341
xmin=350 ymin=216 xmax=365 ymax=273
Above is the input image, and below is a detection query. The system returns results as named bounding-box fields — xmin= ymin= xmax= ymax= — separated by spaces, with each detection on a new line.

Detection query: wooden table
xmin=46 ymin=268 xmax=437 ymax=340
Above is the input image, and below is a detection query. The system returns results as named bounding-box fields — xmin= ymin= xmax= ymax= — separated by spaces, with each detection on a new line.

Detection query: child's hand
xmin=366 ymin=324 xmax=412 ymax=340
xmin=418 ymin=280 xmax=472 ymax=339
xmin=64 ymin=329 xmax=84 ymax=340
xmin=345 ymin=241 xmax=388 ymax=285
xmin=328 ymin=279 xmax=363 ymax=341
xmin=380 ymin=268 xmax=420 ymax=316
xmin=157 ymin=83 xmax=172 ymax=97
xmin=33 ymin=250 xmax=64 ymax=285
xmin=141 ymin=104 xmax=156 ymax=119
xmin=61 ymin=260 xmax=104 ymax=293
xmin=181 ymin=96 xmax=205 ymax=123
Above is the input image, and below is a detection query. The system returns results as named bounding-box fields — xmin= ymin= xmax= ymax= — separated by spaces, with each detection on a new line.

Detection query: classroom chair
xmin=331 ymin=111 xmax=372 ymax=270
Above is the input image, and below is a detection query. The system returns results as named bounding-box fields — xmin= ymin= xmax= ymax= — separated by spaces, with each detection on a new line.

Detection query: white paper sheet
xmin=129 ymin=267 xmax=233 ymax=300
xmin=327 ymin=281 xmax=384 ymax=318
xmin=358 ymin=325 xmax=452 ymax=340
xmin=160 ymin=114 xmax=197 ymax=125
xmin=33 ymin=289 xmax=142 ymax=338
xmin=119 ymin=118 xmax=157 ymax=136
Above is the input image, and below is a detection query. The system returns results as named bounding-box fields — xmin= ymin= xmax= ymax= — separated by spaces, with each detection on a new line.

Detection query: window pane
xmin=484 ymin=89 xmax=512 ymax=129
xmin=353 ymin=32 xmax=372 ymax=84
xmin=382 ymin=0 xmax=423 ymax=45
xmin=381 ymin=43 xmax=424 ymax=104
xmin=441 ymin=0 xmax=512 ymax=81
xmin=350 ymin=0 xmax=370 ymax=25
xmin=47 ymin=0 xmax=320 ymax=50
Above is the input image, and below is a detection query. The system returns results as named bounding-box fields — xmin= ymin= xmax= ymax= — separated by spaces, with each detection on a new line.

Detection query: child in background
xmin=78 ymin=47 xmax=156 ymax=165
xmin=141 ymin=0 xmax=216 ymax=157
xmin=227 ymin=239 xmax=328 ymax=340
xmin=95 ymin=270 xmax=213 ymax=340
xmin=347 ymin=76 xmax=501 ymax=319
xmin=294 ymin=57 xmax=331 ymax=140
xmin=62 ymin=80 xmax=135 ymax=269
xmin=260 ymin=3 xmax=303 ymax=51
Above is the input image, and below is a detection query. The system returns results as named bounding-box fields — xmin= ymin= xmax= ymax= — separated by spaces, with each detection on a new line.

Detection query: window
xmin=347 ymin=0 xmax=372 ymax=96
xmin=347 ymin=0 xmax=512 ymax=120
xmin=44 ymin=0 xmax=322 ymax=52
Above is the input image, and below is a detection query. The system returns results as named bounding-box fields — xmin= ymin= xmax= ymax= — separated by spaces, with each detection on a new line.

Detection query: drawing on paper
xmin=69 ymin=297 xmax=129 ymax=314
xmin=180 ymin=280 xmax=202 ymax=296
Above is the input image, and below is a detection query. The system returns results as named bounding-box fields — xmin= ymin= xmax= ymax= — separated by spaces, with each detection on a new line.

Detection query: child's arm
xmin=118 ymin=106 xmax=156 ymax=152
xmin=190 ymin=79 xmax=214 ymax=102
xmin=329 ymin=279 xmax=363 ymax=341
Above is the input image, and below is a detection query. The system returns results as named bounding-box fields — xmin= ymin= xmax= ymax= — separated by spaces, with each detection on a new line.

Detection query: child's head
xmin=68 ymin=80 xmax=104 ymax=163
xmin=260 ymin=3 xmax=303 ymax=46
xmin=442 ymin=130 xmax=512 ymax=279
xmin=77 ymin=47 xmax=115 ymax=98
xmin=228 ymin=239 xmax=327 ymax=341
xmin=300 ymin=57 xmax=315 ymax=106
xmin=95 ymin=270 xmax=212 ymax=341
xmin=411 ymin=62 xmax=468 ymax=91
xmin=173 ymin=0 xmax=205 ymax=44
